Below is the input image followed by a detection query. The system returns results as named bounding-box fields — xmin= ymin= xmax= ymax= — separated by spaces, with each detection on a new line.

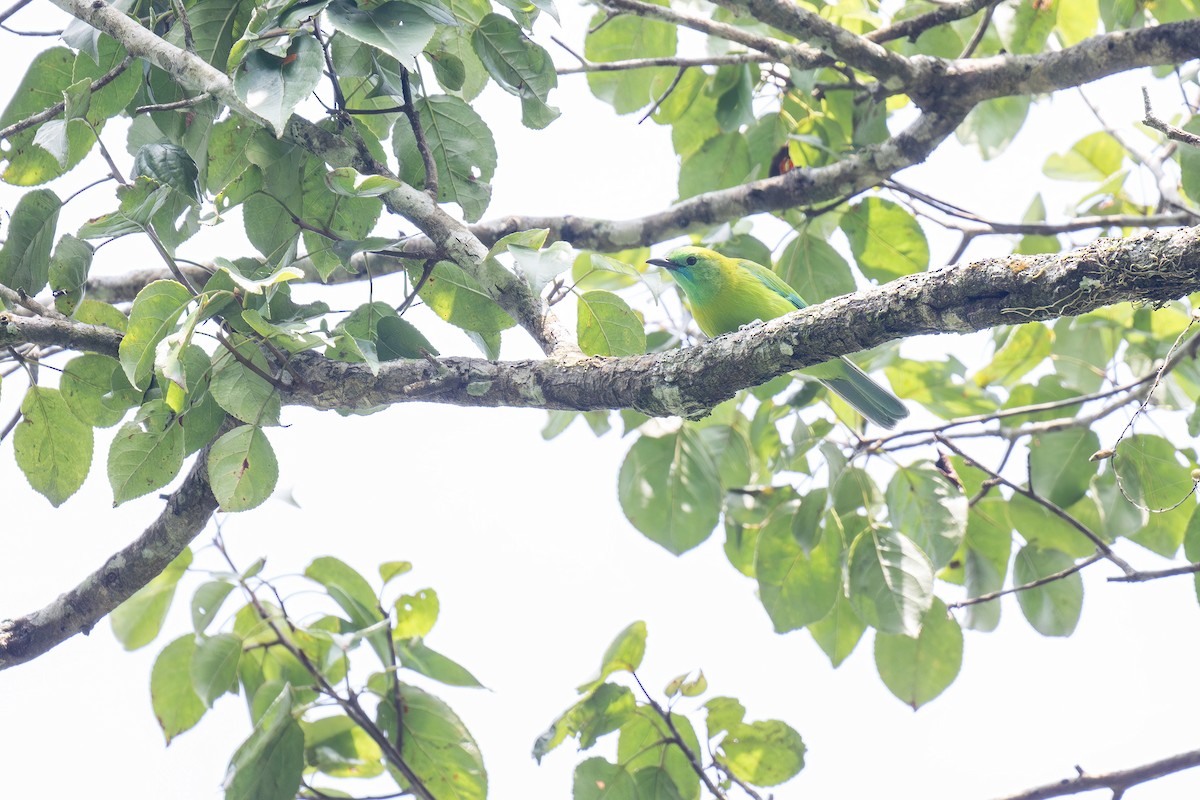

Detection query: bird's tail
xmin=818 ymin=357 xmax=909 ymax=429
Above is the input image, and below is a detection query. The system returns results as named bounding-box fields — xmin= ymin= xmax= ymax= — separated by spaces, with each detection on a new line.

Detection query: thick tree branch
xmin=991 ymin=746 xmax=1200 ymax=800
xmin=274 ymin=225 xmax=1200 ymax=417
xmin=713 ymin=0 xmax=916 ymax=86
xmin=0 ymin=310 xmax=122 ymax=355
xmin=0 ymin=442 xmax=220 ymax=670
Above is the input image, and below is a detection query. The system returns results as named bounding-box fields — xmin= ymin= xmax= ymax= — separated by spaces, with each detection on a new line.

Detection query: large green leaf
xmin=471 ymin=13 xmax=559 ymax=127
xmin=13 ymin=386 xmax=93 ymax=507
xmin=1028 ymin=428 xmax=1101 ymax=508
xmin=776 ymin=232 xmax=855 ymax=304
xmin=151 ymin=635 xmax=208 ymax=743
xmin=325 ymin=0 xmax=435 ymax=63
xmin=847 ymin=527 xmax=934 ymax=636
xmin=974 ymin=324 xmax=1052 ymax=388
xmin=393 ymin=94 xmax=497 ymax=222
xmin=233 ymin=35 xmax=323 ymax=133
xmin=577 ymin=621 xmax=647 ymax=694
xmin=1014 ymin=545 xmax=1083 ymax=637
xmin=224 ymin=687 xmax=305 ymax=800
xmin=617 ymin=710 xmax=701 ymax=800
xmin=677 ymin=133 xmax=751 ymax=200
xmin=209 ymin=336 xmax=282 ymax=425
xmin=577 ymin=290 xmax=646 ymax=356
xmin=108 ymin=400 xmax=186 ymax=505
xmin=191 ymin=632 xmax=243 ymax=707
xmin=302 ymin=715 xmax=384 ymax=779
xmin=119 ymin=280 xmax=193 ymax=390
xmin=1114 ymin=433 xmax=1196 ymax=512
xmin=886 ymin=463 xmax=968 ymax=570
xmin=0 ymin=48 xmax=95 ymax=184
xmin=1043 ymin=131 xmax=1124 ymax=181
xmin=574 ymin=757 xmax=637 ymax=800
xmin=755 ymin=499 xmax=841 ymax=633
xmin=808 ymin=592 xmax=865 ymax=668
xmin=874 ymin=598 xmax=963 ymax=709
xmin=110 ymin=548 xmax=193 ymax=650
xmin=207 ymin=425 xmax=278 ymax=511
xmin=379 ymin=684 xmax=487 ymax=800
xmin=841 ymin=197 xmax=930 ymax=283
xmin=414 ymin=261 xmax=515 ymax=334
xmin=618 ymin=429 xmax=722 ymax=554
xmin=715 ymin=718 xmax=806 ymax=787
xmin=0 ymin=188 xmax=61 ymax=296
xmin=583 ymin=3 xmax=675 ymax=114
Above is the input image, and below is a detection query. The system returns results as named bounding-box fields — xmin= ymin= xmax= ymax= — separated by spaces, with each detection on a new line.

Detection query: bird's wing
xmin=736 ymin=258 xmax=806 ymax=309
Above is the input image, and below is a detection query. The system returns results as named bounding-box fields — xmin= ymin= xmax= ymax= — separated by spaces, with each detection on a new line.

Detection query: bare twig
xmin=133 ymin=93 xmax=211 ymax=115
xmin=989 ymin=746 xmax=1200 ymax=800
xmin=948 ymin=553 xmax=1104 ymax=610
xmin=0 ymin=54 xmax=133 ymax=141
xmin=400 ymin=65 xmax=438 ymax=199
xmin=631 ymin=671 xmax=729 ymax=800
xmin=1142 ymin=87 xmax=1200 ymax=148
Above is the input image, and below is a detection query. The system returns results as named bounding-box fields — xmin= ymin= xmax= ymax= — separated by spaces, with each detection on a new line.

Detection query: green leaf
xmin=224 ymin=687 xmax=305 ymax=800
xmin=956 ymin=95 xmax=1030 ymax=159
xmin=108 ymin=400 xmax=186 ymax=505
xmin=886 ymin=463 xmax=968 ymax=570
xmin=677 ymin=133 xmax=751 ymax=201
xmin=584 ymin=4 xmax=675 ymax=114
xmin=394 ymin=588 xmax=439 ymax=638
xmin=1029 ymin=429 xmax=1101 ymax=508
xmin=208 ymin=425 xmax=279 ymax=511
xmin=324 ymin=166 xmax=403 ymax=197
xmin=574 ymin=621 xmax=646 ymax=696
xmin=1043 ymin=131 xmax=1124 ymax=181
xmin=1114 ymin=433 xmax=1196 ymax=512
xmin=618 ymin=429 xmax=722 ymax=555
xmin=302 ymin=716 xmax=384 ymax=779
xmin=847 ymin=528 xmax=934 ymax=636
xmin=471 ymin=13 xmax=559 ymax=128
xmin=209 ymin=336 xmax=281 ymax=425
xmin=776 ymin=232 xmax=855 ymax=304
xmin=840 ymin=197 xmax=930 ymax=282
xmin=305 ymin=556 xmax=382 ymax=629
xmin=392 ymin=94 xmax=497 ymax=222
xmin=960 ymin=497 xmax=1013 ymax=632
xmin=974 ymin=324 xmax=1052 ymax=388
xmin=0 ymin=188 xmax=61 ymax=296
xmin=151 ymin=635 xmax=208 ymax=743
xmin=233 ymin=35 xmax=323 ymax=134
xmin=574 ymin=757 xmax=637 ymax=800
xmin=379 ymin=684 xmax=487 ymax=800
xmin=192 ymin=580 xmax=237 ymax=633
xmin=0 ymin=48 xmax=95 ymax=184
xmin=755 ymin=500 xmax=841 ymax=633
xmin=48 ymin=233 xmax=93 ymax=315
xmin=325 ymin=0 xmax=435 ymax=63
xmin=396 ymin=639 xmax=485 ymax=687
xmin=133 ymin=142 xmax=200 ymax=203
xmin=1056 ymin=0 xmax=1099 ymax=44
xmin=1014 ymin=545 xmax=1083 ymax=636
xmin=111 ymin=549 xmax=193 ymax=650
xmin=874 ymin=598 xmax=963 ymax=709
xmin=716 ymin=719 xmax=806 ymax=787
xmin=191 ymin=632 xmax=243 ymax=707
xmin=1009 ymin=492 xmax=1095 ymax=558
xmin=77 ymin=177 xmax=174 ymax=240
xmin=533 ymin=683 xmax=635 ymax=761
xmin=577 ymin=290 xmax=646 ymax=356
xmin=617 ymin=710 xmax=701 ymax=800
xmin=808 ymin=592 xmax=865 ymax=667
xmin=119 ymin=280 xmax=192 ymax=390
xmin=13 ymin=386 xmax=93 ymax=507
xmin=414 ymin=261 xmax=515 ymax=334
xmin=60 ymin=353 xmax=130 ymax=428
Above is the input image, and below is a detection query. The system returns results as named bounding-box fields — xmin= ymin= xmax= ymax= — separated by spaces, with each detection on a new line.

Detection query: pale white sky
xmin=2 ymin=4 xmax=1199 ymax=800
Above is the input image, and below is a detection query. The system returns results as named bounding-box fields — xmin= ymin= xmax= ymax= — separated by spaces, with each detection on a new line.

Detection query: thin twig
xmin=989 ymin=745 xmax=1200 ymax=800
xmin=170 ymin=0 xmax=193 ymax=52
xmin=0 ymin=55 xmax=133 ymax=141
xmin=1143 ymin=88 xmax=1200 ymax=148
xmin=935 ymin=435 xmax=1137 ymax=576
xmin=396 ymin=259 xmax=436 ymax=316
xmin=631 ymin=671 xmax=729 ymax=800
xmin=639 ymin=66 xmax=687 ymax=124
xmin=400 ymin=65 xmax=438 ymax=199
xmin=948 ymin=553 xmax=1104 ymax=610
xmin=558 ymin=52 xmax=767 ymax=75
xmin=134 ymin=93 xmax=211 ymax=114
xmin=0 ymin=0 xmax=33 ymax=25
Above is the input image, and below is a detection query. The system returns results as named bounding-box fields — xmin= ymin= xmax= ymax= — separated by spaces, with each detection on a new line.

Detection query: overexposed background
xmin=2 ymin=3 xmax=1199 ymax=799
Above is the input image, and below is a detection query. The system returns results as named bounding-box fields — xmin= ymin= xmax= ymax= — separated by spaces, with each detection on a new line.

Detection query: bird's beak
xmin=646 ymin=258 xmax=675 ymax=270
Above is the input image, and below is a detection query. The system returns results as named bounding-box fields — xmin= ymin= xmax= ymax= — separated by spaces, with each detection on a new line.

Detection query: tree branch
xmin=0 ymin=440 xmax=221 ymax=670
xmin=991 ymin=746 xmax=1200 ymax=800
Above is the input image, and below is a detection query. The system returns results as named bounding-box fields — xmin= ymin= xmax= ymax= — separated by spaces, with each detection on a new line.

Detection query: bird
xmin=646 ymin=245 xmax=908 ymax=429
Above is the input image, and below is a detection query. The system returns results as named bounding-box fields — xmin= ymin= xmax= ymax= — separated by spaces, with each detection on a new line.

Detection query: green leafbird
xmin=647 ymin=246 xmax=909 ymax=429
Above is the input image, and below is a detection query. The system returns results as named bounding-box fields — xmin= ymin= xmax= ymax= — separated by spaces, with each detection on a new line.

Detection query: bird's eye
xmin=685 ymin=256 xmax=697 ymax=266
